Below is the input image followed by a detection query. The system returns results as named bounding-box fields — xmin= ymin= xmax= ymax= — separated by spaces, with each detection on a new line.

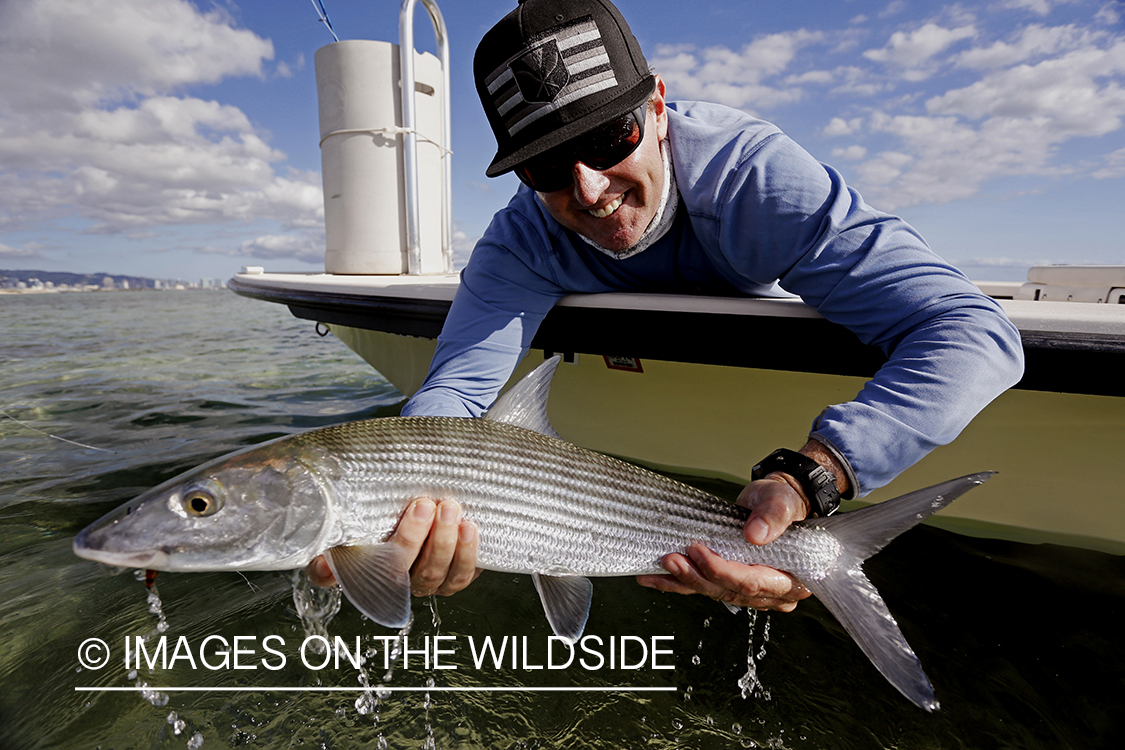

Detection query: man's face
xmin=535 ymin=79 xmax=669 ymax=253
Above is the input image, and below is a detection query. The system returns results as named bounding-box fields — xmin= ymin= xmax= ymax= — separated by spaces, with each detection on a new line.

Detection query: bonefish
xmin=74 ymin=356 xmax=992 ymax=710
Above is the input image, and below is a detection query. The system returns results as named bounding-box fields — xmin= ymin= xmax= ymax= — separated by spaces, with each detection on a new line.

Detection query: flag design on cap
xmin=485 ymin=16 xmax=617 ymax=138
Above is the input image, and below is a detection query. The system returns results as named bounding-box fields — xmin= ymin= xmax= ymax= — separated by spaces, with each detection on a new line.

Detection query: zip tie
xmin=318 ymin=126 xmax=452 ymax=156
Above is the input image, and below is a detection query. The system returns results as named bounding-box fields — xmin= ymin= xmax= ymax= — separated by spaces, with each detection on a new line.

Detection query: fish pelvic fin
xmin=485 ymin=356 xmax=562 ymax=439
xmin=532 ymin=572 xmax=593 ymax=644
xmin=324 ymin=543 xmax=412 ymax=629
xmin=801 ymin=472 xmax=996 ymax=712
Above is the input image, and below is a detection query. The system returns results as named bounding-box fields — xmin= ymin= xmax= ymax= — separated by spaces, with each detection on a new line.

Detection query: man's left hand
xmin=635 ymin=477 xmax=813 ymax=612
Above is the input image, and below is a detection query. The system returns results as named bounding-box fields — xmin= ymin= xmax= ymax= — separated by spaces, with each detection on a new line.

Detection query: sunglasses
xmin=515 ymin=104 xmax=648 ymax=193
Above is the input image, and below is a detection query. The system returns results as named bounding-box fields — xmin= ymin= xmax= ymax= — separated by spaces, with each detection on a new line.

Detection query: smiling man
xmin=311 ymin=0 xmax=1023 ymax=613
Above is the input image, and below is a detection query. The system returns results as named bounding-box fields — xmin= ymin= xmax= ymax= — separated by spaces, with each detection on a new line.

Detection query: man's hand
xmin=307 ymin=497 xmax=482 ymax=596
xmin=636 ymin=477 xmax=813 ymax=612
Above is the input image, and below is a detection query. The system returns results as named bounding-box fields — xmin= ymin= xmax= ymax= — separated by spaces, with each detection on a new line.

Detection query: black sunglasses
xmin=515 ymin=104 xmax=648 ymax=193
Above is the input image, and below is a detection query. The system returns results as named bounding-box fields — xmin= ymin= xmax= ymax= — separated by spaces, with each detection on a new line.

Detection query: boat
xmin=231 ymin=1 xmax=1125 ymax=555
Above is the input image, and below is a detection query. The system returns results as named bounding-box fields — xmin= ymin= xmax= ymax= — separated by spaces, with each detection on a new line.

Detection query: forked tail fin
xmin=800 ymin=472 xmax=995 ymax=711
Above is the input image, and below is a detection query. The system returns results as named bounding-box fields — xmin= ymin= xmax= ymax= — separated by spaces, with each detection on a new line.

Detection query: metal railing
xmin=399 ymin=0 xmax=452 ymax=274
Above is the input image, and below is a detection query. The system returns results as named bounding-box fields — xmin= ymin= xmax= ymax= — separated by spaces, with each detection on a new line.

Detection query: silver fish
xmin=74 ymin=357 xmax=992 ymax=711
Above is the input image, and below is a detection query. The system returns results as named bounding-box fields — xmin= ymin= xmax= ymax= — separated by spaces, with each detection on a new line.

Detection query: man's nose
xmin=571 ymin=161 xmax=610 ymax=206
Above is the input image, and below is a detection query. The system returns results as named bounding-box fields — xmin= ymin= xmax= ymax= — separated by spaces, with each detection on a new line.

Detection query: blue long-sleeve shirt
xmin=403 ymin=101 xmax=1024 ymax=497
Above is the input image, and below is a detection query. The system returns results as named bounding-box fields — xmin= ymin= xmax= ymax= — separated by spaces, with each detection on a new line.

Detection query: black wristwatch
xmin=751 ymin=448 xmax=841 ymax=517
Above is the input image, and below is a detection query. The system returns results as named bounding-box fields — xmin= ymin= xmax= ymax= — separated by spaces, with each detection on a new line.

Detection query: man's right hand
xmin=307 ymin=498 xmax=482 ymax=596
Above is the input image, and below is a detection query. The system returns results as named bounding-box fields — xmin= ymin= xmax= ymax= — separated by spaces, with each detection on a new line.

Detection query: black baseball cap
xmin=474 ymin=0 xmax=656 ymax=178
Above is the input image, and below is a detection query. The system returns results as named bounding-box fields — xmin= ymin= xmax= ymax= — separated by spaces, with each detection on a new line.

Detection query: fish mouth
xmin=72 ymin=533 xmax=169 ymax=569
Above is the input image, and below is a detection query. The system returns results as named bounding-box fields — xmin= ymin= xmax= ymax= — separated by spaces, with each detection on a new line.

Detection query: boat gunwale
xmin=229 ymin=271 xmax=1125 ymax=397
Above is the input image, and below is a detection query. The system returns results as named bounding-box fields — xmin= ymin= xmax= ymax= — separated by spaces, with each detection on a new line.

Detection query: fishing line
xmin=236 ymin=571 xmax=262 ymax=593
xmin=0 ymin=408 xmax=115 ymax=453
xmin=309 ymin=0 xmax=339 ymax=42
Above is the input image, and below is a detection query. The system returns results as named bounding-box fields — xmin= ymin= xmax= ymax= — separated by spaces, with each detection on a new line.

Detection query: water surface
xmin=1 ymin=291 xmax=1122 ymax=749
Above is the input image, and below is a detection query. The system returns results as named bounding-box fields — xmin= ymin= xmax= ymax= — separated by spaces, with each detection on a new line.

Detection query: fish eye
xmin=183 ymin=489 xmax=222 ymax=517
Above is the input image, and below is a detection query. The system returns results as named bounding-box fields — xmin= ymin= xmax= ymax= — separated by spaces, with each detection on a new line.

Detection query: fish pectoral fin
xmin=323 ymin=544 xmax=412 ymax=629
xmin=531 ymin=572 xmax=593 ymax=644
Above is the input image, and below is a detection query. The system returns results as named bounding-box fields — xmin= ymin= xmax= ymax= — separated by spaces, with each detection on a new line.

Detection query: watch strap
xmin=751 ymin=448 xmax=841 ymax=517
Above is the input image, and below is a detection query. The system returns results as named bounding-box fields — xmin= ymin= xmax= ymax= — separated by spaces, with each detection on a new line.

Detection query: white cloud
xmin=863 ymin=23 xmax=977 ymax=69
xmin=880 ymin=2 xmax=908 ymax=19
xmin=1002 ymin=0 xmax=1055 ymax=16
xmin=956 ymin=24 xmax=1100 ymax=68
xmin=651 ymin=31 xmax=824 ymax=112
xmin=929 ymin=43 xmax=1125 ymax=133
xmin=840 ymin=18 xmax=1125 ymax=210
xmin=230 ymin=232 xmax=324 ymax=263
xmin=1096 ymin=3 xmax=1121 ymax=25
xmin=0 ymin=0 xmax=322 ymax=261
xmin=824 ymin=116 xmax=864 ymax=136
xmin=452 ymin=227 xmax=476 ymax=270
xmin=832 ymin=145 xmax=868 ymax=160
xmin=0 ymin=242 xmax=46 ymax=261
xmin=1092 ymin=146 xmax=1125 ymax=178
xmin=0 ymin=0 xmax=272 ymax=110
xmin=786 ymin=70 xmax=834 ymax=85
xmin=829 ymin=65 xmax=890 ymax=97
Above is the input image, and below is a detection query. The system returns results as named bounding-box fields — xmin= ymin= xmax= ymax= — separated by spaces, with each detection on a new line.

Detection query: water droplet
xmin=355 ymin=692 xmax=375 ymax=715
xmin=165 ymin=712 xmax=186 ymax=735
xmin=141 ymin=686 xmax=169 ymax=707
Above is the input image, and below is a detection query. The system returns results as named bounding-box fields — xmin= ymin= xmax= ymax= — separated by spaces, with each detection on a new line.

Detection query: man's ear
xmin=653 ymin=74 xmax=668 ymax=139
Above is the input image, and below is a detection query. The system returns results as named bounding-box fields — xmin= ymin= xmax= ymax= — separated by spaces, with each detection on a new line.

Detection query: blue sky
xmin=1 ymin=0 xmax=1123 ymax=282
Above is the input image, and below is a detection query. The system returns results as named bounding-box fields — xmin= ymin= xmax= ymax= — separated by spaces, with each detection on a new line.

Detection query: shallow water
xmin=1 ymin=291 xmax=1123 ymax=749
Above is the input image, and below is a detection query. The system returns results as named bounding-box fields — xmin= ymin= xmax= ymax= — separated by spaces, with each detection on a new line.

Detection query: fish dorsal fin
xmin=323 ymin=543 xmax=412 ymax=629
xmin=484 ymin=356 xmax=562 ymax=439
xmin=532 ymin=572 xmax=593 ymax=644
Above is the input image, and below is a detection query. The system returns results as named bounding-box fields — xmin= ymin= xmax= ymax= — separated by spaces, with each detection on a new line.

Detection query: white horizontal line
xmin=75 ymin=686 xmax=676 ymax=693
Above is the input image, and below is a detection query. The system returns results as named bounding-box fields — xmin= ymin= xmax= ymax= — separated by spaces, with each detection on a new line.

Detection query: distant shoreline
xmin=0 ymin=286 xmax=228 ymax=295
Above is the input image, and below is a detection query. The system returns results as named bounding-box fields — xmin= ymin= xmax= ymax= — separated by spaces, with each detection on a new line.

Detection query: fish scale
xmin=301 ymin=415 xmax=774 ymax=577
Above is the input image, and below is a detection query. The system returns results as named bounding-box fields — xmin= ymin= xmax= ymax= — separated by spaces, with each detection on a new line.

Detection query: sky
xmin=1 ymin=0 xmax=1123 ymax=283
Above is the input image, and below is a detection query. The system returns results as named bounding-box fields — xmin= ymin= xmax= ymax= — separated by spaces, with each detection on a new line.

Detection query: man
xmin=310 ymin=0 xmax=1024 ymax=612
